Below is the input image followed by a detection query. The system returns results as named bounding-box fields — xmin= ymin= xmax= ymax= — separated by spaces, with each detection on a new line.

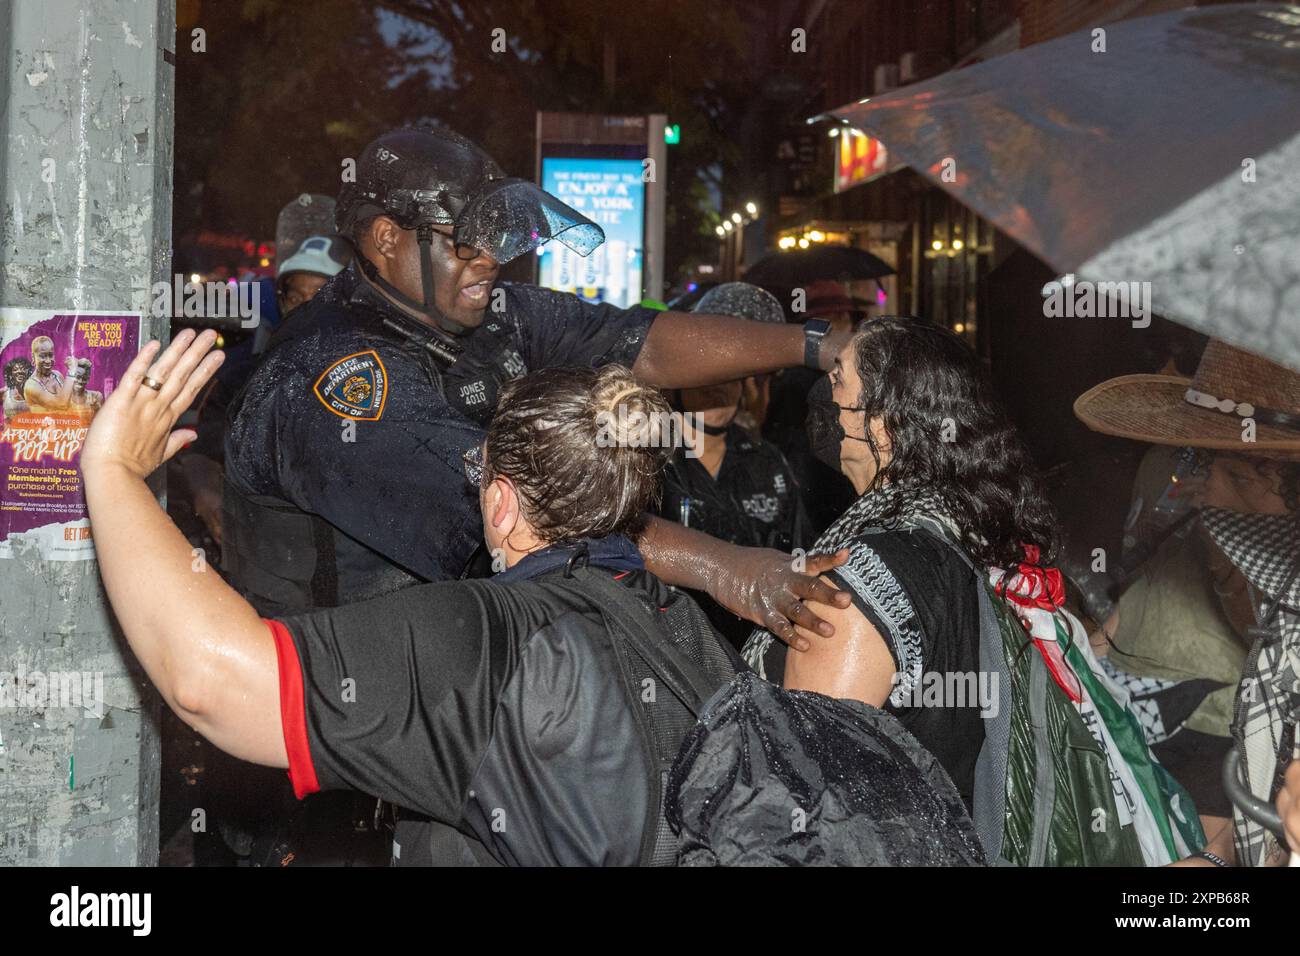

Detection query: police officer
xmin=276 ymin=234 xmax=350 ymax=317
xmin=224 ymin=126 xmax=852 ymax=645
xmin=658 ymin=283 xmax=810 ymax=648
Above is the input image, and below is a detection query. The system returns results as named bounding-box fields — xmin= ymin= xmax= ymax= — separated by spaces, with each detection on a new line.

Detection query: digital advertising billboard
xmin=538 ymin=157 xmax=645 ymax=309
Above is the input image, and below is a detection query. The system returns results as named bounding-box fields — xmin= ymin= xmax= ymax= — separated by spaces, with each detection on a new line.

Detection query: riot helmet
xmin=337 ymin=128 xmax=604 ymax=335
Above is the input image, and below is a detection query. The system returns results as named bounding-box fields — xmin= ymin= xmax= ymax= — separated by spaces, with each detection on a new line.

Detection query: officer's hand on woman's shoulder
xmin=708 ymin=545 xmax=851 ymax=650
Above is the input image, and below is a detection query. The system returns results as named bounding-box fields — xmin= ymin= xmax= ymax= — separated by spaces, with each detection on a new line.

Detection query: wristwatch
xmin=803 ymin=318 xmax=831 ymax=369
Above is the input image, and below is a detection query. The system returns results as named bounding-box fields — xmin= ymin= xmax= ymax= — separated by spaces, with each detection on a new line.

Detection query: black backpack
xmin=577 ymin=564 xmax=984 ymax=867
xmin=552 ymin=567 xmax=743 ymax=865
xmin=409 ymin=566 xmax=741 ymax=867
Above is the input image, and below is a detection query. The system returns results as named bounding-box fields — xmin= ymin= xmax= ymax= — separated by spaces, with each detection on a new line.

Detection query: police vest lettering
xmin=459 ymin=380 xmax=489 ymax=406
xmin=742 ymin=492 xmax=781 ymax=524
xmin=501 ymin=349 xmax=526 ymax=379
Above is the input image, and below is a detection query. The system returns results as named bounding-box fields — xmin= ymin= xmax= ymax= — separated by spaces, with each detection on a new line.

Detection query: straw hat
xmin=1073 ymin=339 xmax=1300 ymax=459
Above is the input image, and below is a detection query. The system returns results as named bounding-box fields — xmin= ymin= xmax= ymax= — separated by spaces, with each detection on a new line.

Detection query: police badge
xmin=314 ymin=350 xmax=388 ymax=420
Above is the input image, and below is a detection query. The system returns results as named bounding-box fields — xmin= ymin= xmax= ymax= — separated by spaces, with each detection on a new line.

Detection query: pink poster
xmin=0 ymin=309 xmax=142 ymax=560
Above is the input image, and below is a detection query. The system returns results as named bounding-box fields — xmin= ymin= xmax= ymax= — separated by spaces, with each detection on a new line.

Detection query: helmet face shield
xmin=453 ymin=178 xmax=605 ymax=265
xmin=337 ymin=131 xmax=606 ymax=334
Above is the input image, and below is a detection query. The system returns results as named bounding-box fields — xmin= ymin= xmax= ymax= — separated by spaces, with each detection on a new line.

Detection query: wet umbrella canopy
xmin=831 ymin=4 xmax=1300 ymax=371
xmin=744 ymin=245 xmax=893 ymax=288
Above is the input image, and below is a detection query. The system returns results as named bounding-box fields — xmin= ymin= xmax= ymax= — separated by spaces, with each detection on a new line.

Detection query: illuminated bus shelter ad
xmin=539 ymin=157 xmax=645 ymax=309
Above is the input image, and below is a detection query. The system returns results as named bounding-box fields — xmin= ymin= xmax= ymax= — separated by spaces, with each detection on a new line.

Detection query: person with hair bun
xmin=79 ymin=330 xmax=741 ymax=867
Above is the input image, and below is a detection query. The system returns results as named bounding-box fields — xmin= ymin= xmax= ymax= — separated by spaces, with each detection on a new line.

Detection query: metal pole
xmin=0 ymin=0 xmax=174 ymax=866
xmin=645 ymin=112 xmax=667 ymax=300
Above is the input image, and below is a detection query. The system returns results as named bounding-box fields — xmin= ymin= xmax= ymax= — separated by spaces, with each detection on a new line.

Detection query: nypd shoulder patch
xmin=313 ymin=350 xmax=389 ymax=421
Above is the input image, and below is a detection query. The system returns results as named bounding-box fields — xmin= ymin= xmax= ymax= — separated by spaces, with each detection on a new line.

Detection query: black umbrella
xmin=743 ymin=245 xmax=894 ymax=287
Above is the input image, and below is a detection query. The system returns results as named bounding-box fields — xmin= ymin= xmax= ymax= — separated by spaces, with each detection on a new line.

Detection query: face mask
xmin=805 ymin=375 xmax=869 ymax=471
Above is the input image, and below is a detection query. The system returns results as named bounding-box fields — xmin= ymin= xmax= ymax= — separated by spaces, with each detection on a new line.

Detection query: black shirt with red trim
xmin=269 ymin=538 xmax=686 ymax=866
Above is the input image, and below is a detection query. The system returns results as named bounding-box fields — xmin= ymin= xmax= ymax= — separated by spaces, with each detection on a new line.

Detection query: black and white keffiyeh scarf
xmin=740 ymin=481 xmax=1208 ymax=864
xmin=740 ymin=482 xmax=959 ymax=706
xmin=1200 ymin=507 xmax=1300 ymax=867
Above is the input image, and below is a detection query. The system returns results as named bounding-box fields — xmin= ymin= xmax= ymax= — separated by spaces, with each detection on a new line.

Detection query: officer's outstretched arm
xmin=81 ymin=330 xmax=289 ymax=769
xmin=638 ymin=514 xmax=850 ymax=648
xmin=632 ymin=312 xmax=850 ymax=387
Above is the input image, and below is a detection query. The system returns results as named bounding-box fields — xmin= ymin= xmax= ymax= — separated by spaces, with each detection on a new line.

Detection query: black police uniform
xmin=657 ymin=422 xmax=809 ymax=647
xmin=223 ymin=261 xmax=658 ymax=616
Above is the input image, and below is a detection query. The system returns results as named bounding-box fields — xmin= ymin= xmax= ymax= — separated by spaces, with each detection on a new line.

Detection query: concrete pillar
xmin=0 ymin=0 xmax=174 ymax=865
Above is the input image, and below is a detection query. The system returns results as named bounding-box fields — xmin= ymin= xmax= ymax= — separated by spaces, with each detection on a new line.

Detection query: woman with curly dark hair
xmin=742 ymin=317 xmax=1202 ymax=865
xmin=743 ymin=317 xmax=1056 ymax=808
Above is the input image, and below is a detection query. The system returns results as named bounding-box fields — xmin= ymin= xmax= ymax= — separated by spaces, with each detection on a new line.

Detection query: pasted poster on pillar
xmin=0 ymin=309 xmax=142 ymax=560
